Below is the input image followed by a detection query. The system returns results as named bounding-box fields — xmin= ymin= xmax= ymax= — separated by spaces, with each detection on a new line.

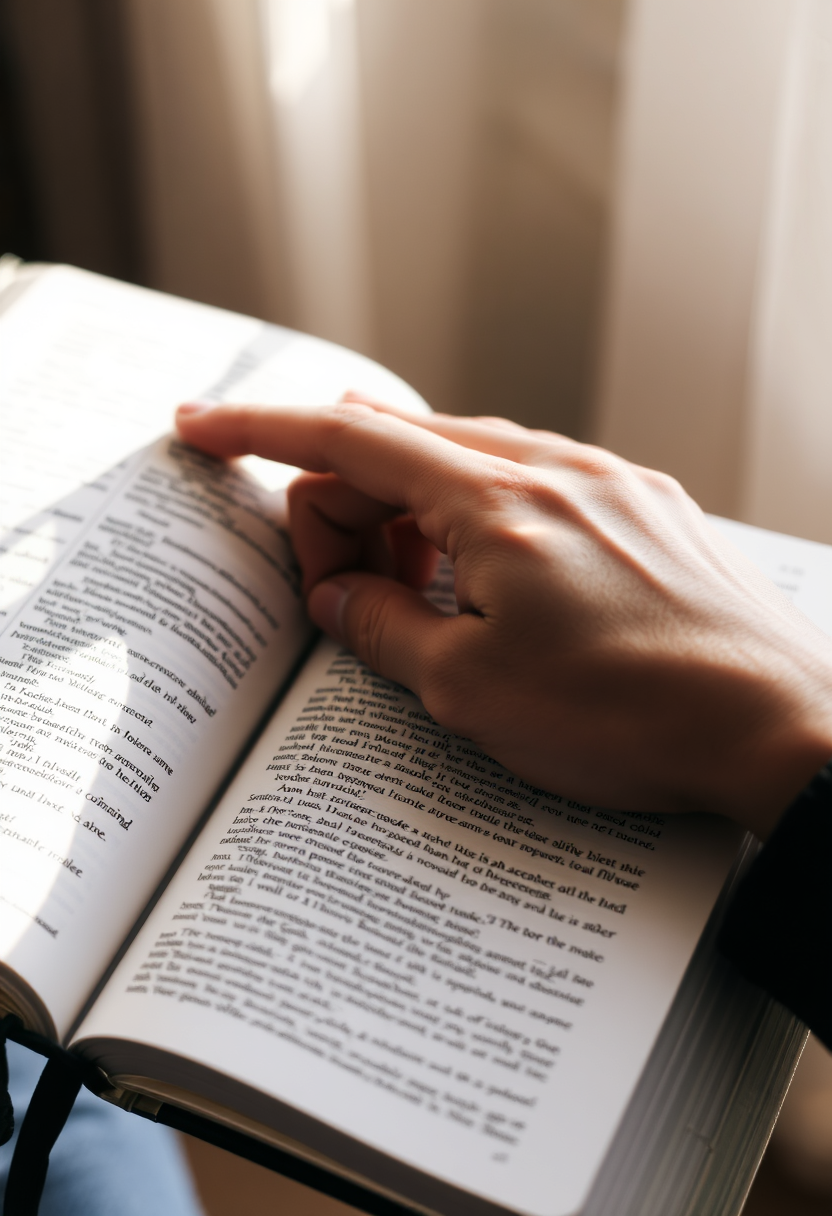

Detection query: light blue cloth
xmin=0 ymin=1042 xmax=204 ymax=1216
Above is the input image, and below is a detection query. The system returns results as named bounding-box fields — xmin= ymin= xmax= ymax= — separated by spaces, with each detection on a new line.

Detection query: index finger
xmin=176 ymin=401 xmax=502 ymax=549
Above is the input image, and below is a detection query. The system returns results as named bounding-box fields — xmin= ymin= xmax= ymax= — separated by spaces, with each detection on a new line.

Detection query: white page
xmin=0 ymin=265 xmax=425 ymax=623
xmin=708 ymin=515 xmax=832 ymax=631
xmin=74 ymin=517 xmax=832 ymax=1215
xmin=74 ymin=635 xmax=742 ymax=1216
xmin=0 ymin=266 xmax=258 ymax=622
xmin=0 ymin=265 xmax=427 ymax=1037
xmin=0 ymin=437 xmax=311 ymax=1036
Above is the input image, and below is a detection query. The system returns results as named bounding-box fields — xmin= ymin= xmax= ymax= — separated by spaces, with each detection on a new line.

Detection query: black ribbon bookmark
xmin=0 ymin=1026 xmax=14 ymax=1149
xmin=0 ymin=1018 xmax=85 ymax=1216
xmin=3 ymin=1058 xmax=83 ymax=1216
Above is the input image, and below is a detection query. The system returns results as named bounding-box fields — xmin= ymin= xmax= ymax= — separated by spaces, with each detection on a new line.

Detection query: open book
xmin=0 ymin=262 xmax=826 ymax=1216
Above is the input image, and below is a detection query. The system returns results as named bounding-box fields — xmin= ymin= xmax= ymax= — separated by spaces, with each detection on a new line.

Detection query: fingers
xmin=175 ymin=397 xmax=562 ymax=482
xmin=307 ymin=572 xmax=461 ymax=699
xmin=288 ymin=473 xmax=399 ymax=593
xmin=406 ymin=413 xmax=551 ymax=463
xmin=288 ymin=472 xmax=439 ymax=593
xmin=386 ymin=516 xmax=441 ymax=590
xmin=177 ymin=400 xmax=459 ymax=484
xmin=177 ymin=401 xmax=496 ymax=551
xmin=338 ymin=392 xmax=549 ymax=462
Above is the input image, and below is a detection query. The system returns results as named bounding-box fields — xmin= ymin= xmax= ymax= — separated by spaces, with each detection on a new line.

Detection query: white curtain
xmin=595 ymin=0 xmax=832 ymax=543
xmin=120 ymin=0 xmax=832 ymax=540
xmin=741 ymin=0 xmax=832 ymax=543
xmin=121 ymin=0 xmax=621 ymax=428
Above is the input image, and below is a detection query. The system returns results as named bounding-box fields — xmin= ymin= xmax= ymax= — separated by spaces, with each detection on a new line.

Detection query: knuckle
xmin=321 ymin=401 xmax=379 ymax=445
xmin=286 ymin=472 xmax=333 ymax=524
xmin=286 ymin=470 xmax=320 ymax=504
xmin=569 ymin=443 xmax=623 ymax=480
xmin=472 ymin=414 xmax=526 ymax=432
xmin=536 ymin=439 xmax=624 ymax=486
xmin=415 ymin=629 xmax=483 ymax=734
xmin=418 ymin=663 xmax=468 ymax=733
xmin=351 ymin=591 xmax=395 ymax=676
xmin=478 ymin=462 xmax=535 ymax=503
xmin=236 ymin=405 xmax=264 ymax=455
xmin=642 ymin=467 xmax=689 ymax=501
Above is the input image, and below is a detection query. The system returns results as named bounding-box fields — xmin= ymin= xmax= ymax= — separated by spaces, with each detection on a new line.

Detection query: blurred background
xmin=1 ymin=0 xmax=831 ymax=1212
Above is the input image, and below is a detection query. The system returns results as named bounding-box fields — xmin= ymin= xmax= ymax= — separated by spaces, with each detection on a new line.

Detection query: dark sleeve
xmin=717 ymin=760 xmax=832 ymax=1049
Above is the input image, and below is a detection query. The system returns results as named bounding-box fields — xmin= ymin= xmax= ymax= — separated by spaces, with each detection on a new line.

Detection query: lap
xmin=0 ymin=1043 xmax=204 ymax=1216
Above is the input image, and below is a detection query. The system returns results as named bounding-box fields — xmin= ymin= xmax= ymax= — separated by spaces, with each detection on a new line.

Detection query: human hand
xmin=176 ymin=398 xmax=832 ymax=837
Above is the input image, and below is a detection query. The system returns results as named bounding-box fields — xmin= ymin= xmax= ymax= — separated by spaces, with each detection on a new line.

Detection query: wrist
xmin=716 ymin=670 xmax=832 ymax=840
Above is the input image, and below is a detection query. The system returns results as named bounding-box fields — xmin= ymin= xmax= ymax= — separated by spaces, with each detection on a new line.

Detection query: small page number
xmin=491 ymin=1152 xmax=509 ymax=1163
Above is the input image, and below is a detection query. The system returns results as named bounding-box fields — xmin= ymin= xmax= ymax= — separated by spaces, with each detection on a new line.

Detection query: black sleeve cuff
xmin=717 ymin=761 xmax=832 ymax=1049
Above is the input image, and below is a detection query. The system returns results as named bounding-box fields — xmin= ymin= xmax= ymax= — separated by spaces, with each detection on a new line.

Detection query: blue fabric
xmin=0 ymin=1042 xmax=204 ymax=1216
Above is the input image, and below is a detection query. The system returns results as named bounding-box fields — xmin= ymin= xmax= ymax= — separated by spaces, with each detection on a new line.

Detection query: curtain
xmin=6 ymin=0 xmax=831 ymax=538
xmin=117 ymin=0 xmax=622 ymax=429
xmin=595 ymin=0 xmax=832 ymax=543
xmin=741 ymin=0 xmax=832 ymax=543
xmin=2 ymin=0 xmax=622 ymax=428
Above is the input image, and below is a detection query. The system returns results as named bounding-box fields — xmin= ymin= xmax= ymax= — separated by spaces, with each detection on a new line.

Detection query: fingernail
xmin=176 ymin=401 xmax=215 ymax=418
xmin=307 ymin=580 xmax=350 ymax=641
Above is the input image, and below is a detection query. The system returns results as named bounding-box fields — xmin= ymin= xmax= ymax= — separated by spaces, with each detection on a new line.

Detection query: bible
xmin=0 ymin=260 xmax=825 ymax=1216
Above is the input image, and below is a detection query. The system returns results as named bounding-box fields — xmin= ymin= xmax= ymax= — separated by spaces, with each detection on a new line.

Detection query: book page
xmin=708 ymin=514 xmax=832 ymax=629
xmin=0 ymin=430 xmax=313 ymax=1036
xmin=75 ymin=518 xmax=832 ymax=1215
xmin=74 ymin=631 xmax=743 ymax=1216
xmin=0 ymin=264 xmax=426 ymax=624
xmin=0 ymin=265 xmax=427 ymax=1038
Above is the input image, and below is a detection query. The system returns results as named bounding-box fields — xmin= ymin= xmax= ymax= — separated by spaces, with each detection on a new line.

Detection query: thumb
xmin=307 ymin=573 xmax=449 ymax=698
